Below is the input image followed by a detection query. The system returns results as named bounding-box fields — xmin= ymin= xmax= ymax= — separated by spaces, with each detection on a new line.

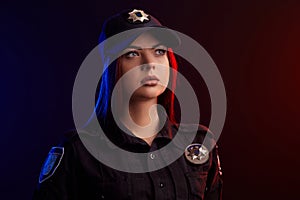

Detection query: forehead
xmin=130 ymin=32 xmax=162 ymax=49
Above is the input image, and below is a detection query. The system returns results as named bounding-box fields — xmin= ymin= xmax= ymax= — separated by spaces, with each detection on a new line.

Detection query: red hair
xmin=166 ymin=48 xmax=178 ymax=124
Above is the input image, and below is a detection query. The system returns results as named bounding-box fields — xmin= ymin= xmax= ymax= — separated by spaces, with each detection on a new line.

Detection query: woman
xmin=33 ymin=9 xmax=223 ymax=200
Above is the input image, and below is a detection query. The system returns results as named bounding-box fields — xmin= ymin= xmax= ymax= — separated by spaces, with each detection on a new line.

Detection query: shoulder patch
xmin=39 ymin=147 xmax=64 ymax=183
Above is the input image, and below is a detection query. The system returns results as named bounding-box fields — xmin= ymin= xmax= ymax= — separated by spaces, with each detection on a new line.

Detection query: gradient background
xmin=1 ymin=0 xmax=300 ymax=199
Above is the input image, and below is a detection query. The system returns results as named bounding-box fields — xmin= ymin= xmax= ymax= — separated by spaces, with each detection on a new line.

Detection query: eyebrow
xmin=126 ymin=43 xmax=167 ymax=50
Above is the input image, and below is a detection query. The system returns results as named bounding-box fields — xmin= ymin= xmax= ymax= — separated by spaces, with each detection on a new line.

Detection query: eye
xmin=124 ymin=51 xmax=139 ymax=58
xmin=155 ymin=49 xmax=167 ymax=55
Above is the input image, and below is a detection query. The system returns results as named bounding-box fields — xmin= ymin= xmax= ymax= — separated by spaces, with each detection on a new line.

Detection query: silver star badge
xmin=128 ymin=9 xmax=149 ymax=23
xmin=185 ymin=144 xmax=209 ymax=164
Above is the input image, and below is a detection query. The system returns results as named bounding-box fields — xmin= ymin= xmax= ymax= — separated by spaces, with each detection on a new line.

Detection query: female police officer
xmin=33 ymin=9 xmax=223 ymax=200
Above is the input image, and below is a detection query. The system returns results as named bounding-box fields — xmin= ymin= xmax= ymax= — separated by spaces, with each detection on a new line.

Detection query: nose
xmin=142 ymin=64 xmax=155 ymax=71
xmin=141 ymin=50 xmax=156 ymax=71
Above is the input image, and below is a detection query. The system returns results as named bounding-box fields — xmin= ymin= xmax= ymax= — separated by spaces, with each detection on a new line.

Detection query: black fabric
xmin=98 ymin=9 xmax=180 ymax=59
xmin=33 ymin=121 xmax=223 ymax=200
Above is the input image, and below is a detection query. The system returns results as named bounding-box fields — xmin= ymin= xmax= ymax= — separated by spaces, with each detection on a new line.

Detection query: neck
xmin=129 ymin=98 xmax=159 ymax=126
xmin=120 ymin=97 xmax=160 ymax=145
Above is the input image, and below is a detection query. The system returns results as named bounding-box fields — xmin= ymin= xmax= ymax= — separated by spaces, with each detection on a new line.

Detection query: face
xmin=117 ymin=32 xmax=170 ymax=101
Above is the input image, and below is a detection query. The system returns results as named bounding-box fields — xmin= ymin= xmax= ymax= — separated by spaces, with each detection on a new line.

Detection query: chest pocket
xmin=185 ymin=171 xmax=208 ymax=200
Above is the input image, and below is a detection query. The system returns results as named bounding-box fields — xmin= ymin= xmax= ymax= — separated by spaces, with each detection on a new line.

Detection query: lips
xmin=141 ymin=75 xmax=160 ymax=86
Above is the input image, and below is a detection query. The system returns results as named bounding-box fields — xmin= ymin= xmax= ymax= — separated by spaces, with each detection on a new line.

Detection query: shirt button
xmin=150 ymin=153 xmax=155 ymax=159
xmin=159 ymin=182 xmax=164 ymax=188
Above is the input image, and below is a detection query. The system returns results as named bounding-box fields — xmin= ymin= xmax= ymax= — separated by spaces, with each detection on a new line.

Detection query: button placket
xmin=159 ymin=182 xmax=165 ymax=188
xmin=150 ymin=153 xmax=155 ymax=159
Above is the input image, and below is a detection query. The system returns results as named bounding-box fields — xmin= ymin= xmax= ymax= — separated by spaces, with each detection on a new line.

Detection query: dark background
xmin=1 ymin=0 xmax=299 ymax=199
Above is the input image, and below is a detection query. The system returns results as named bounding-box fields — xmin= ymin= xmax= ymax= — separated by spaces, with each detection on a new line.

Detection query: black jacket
xmin=33 ymin=121 xmax=223 ymax=200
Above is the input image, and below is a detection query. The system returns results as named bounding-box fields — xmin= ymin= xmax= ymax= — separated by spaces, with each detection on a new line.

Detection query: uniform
xmin=33 ymin=119 xmax=223 ymax=200
xmin=33 ymin=8 xmax=223 ymax=200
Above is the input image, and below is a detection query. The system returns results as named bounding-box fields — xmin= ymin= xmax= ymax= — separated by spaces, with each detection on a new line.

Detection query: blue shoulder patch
xmin=39 ymin=147 xmax=64 ymax=183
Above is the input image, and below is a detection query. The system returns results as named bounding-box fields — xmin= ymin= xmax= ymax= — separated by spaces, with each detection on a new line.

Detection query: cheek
xmin=115 ymin=60 xmax=140 ymax=97
xmin=119 ymin=56 xmax=140 ymax=74
xmin=119 ymin=60 xmax=139 ymax=84
xmin=157 ymin=63 xmax=170 ymax=88
xmin=162 ymin=69 xmax=170 ymax=88
xmin=119 ymin=69 xmax=142 ymax=95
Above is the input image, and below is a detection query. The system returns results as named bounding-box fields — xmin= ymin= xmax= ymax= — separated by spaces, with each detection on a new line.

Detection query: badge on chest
xmin=184 ymin=143 xmax=209 ymax=164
